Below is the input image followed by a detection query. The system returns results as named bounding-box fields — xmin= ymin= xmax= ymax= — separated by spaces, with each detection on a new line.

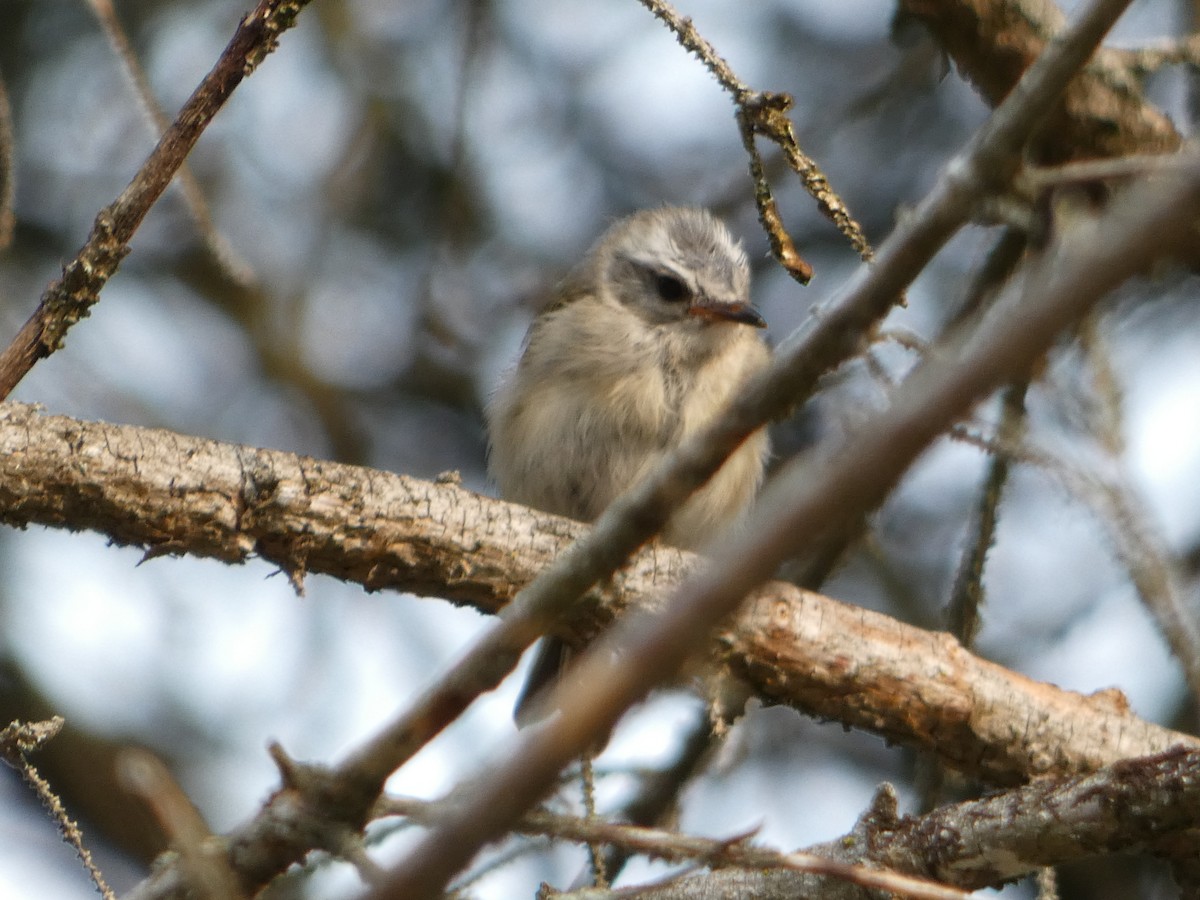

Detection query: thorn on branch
xmin=269 ymin=741 xmax=314 ymax=792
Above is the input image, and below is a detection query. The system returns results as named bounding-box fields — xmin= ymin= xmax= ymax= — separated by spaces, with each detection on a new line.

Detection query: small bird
xmin=487 ymin=206 xmax=771 ymax=724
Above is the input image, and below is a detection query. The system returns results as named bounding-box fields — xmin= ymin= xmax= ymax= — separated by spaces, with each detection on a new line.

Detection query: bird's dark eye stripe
xmin=654 ymin=273 xmax=689 ymax=302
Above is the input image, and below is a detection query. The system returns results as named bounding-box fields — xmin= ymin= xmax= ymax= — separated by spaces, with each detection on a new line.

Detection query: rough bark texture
xmin=0 ymin=401 xmax=1192 ymax=788
xmin=623 ymin=748 xmax=1200 ymax=898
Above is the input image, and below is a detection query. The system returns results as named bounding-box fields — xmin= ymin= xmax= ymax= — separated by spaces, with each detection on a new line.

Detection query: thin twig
xmin=0 ymin=0 xmax=310 ymax=400
xmin=0 ymin=74 xmax=14 ymax=250
xmin=84 ymin=0 xmax=256 ymax=288
xmin=639 ymin=0 xmax=862 ymax=279
xmin=922 ymin=376 xmax=1026 ymax=812
xmin=377 ymin=795 xmax=969 ymax=900
xmin=958 ymin=325 xmax=1200 ymax=704
xmin=580 ymin=753 xmax=608 ymax=888
xmin=381 ymin=746 xmax=1200 ymax=898
xmin=635 ymin=1 xmax=746 ymax=99
xmin=1074 ymin=330 xmax=1200 ymax=700
xmin=598 ymin=710 xmax=714 ymax=882
xmin=1021 ymin=151 xmax=1193 ymax=192
xmin=1 ymin=718 xmax=116 ymax=900
xmin=947 ymin=381 xmax=1028 ymax=646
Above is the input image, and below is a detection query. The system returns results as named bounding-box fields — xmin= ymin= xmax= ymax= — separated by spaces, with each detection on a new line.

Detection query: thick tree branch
xmin=8 ymin=398 xmax=1191 ymax=898
xmin=553 ymin=747 xmax=1200 ymax=899
xmin=383 ymin=746 xmax=1200 ymax=898
xmin=0 ymin=400 xmax=1191 ymax=789
xmin=0 ymin=401 xmax=555 ymax=611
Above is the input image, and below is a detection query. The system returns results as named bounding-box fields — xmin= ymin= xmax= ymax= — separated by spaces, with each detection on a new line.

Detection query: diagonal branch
xmin=84 ymin=0 xmax=257 ymax=289
xmin=0 ymin=0 xmax=312 ymax=400
xmin=370 ymin=149 xmax=1200 ymax=899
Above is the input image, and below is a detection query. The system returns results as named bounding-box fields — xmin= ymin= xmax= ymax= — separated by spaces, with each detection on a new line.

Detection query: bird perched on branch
xmin=487 ymin=206 xmax=771 ymax=725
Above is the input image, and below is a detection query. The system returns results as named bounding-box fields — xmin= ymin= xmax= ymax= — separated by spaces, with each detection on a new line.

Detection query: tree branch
xmin=5 ymin=395 xmax=1197 ymax=899
xmin=2 ymin=400 xmax=1189 ymax=789
xmin=530 ymin=747 xmax=1200 ymax=899
xmin=370 ymin=147 xmax=1200 ymax=899
xmin=0 ymin=0 xmax=311 ymax=399
xmin=899 ymin=0 xmax=1181 ymax=163
xmin=380 ymin=794 xmax=970 ymax=900
xmin=383 ymin=745 xmax=1200 ymax=898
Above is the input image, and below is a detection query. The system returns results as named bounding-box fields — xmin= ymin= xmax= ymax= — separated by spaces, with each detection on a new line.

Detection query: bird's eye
xmin=655 ymin=274 xmax=689 ymax=303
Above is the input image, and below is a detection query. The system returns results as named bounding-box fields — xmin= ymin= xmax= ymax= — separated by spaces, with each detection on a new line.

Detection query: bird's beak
xmin=688 ymin=299 xmax=767 ymax=328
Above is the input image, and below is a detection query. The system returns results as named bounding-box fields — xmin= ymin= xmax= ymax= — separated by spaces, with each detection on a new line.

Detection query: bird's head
xmin=593 ymin=207 xmax=766 ymax=332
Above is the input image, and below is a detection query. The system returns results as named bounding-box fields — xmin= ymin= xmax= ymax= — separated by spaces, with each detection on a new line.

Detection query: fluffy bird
xmin=487 ymin=207 xmax=771 ymax=723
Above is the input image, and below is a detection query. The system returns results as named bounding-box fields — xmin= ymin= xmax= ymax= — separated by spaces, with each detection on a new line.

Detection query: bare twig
xmin=639 ymin=0 xmax=859 ymax=277
xmin=1080 ymin=447 xmax=1200 ymax=702
xmin=1 ymin=718 xmax=115 ymax=900
xmin=376 ymin=795 xmax=970 ymax=900
xmin=956 ymin=322 xmax=1200 ymax=703
xmin=740 ymin=92 xmax=871 ymax=267
xmin=737 ymin=107 xmax=816 ymax=283
xmin=84 ymin=0 xmax=256 ymax=288
xmin=922 ymin=378 xmax=1026 ymax=810
xmin=947 ymin=381 xmax=1028 ymax=645
xmin=1077 ymin=314 xmax=1125 ymax=456
xmin=0 ymin=74 xmax=14 ymax=250
xmin=379 ymin=747 xmax=1200 ymax=897
xmin=597 ymin=710 xmax=714 ymax=882
xmin=580 ymin=753 xmax=607 ymax=888
xmin=1021 ymin=152 xmax=1192 ymax=192
xmin=628 ymin=747 xmax=1200 ymax=898
xmin=635 ymin=1 xmax=744 ymax=98
xmin=0 ymin=0 xmax=310 ymax=400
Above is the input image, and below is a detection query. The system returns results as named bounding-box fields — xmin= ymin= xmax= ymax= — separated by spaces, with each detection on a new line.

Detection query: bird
xmin=486 ymin=206 xmax=771 ymax=725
